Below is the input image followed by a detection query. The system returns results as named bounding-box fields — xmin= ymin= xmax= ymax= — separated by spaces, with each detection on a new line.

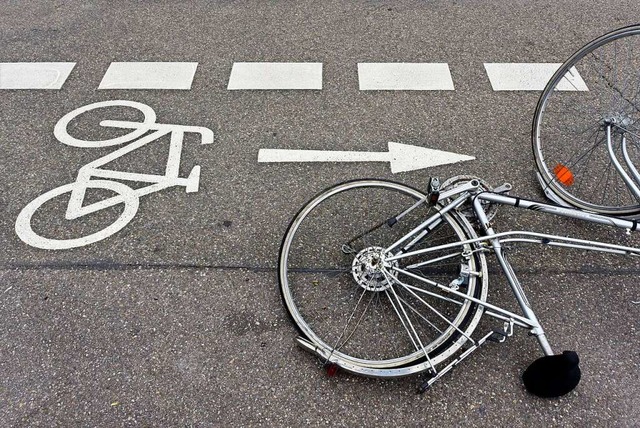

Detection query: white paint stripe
xmin=258 ymin=142 xmax=474 ymax=173
xmin=484 ymin=63 xmax=588 ymax=91
xmin=0 ymin=62 xmax=75 ymax=89
xmin=227 ymin=62 xmax=322 ymax=90
xmin=259 ymin=148 xmax=389 ymax=163
xmin=358 ymin=63 xmax=454 ymax=90
xmin=98 ymin=62 xmax=198 ymax=90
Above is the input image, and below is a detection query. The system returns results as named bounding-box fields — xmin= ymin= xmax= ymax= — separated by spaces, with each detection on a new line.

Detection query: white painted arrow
xmin=258 ymin=142 xmax=475 ymax=173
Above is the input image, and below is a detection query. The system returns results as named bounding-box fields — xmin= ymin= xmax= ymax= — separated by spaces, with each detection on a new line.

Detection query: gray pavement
xmin=1 ymin=1 xmax=639 ymax=426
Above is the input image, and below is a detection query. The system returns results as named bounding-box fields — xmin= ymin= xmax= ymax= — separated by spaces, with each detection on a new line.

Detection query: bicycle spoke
xmin=331 ymin=288 xmax=376 ymax=353
xmin=396 ymin=295 xmax=445 ymax=335
xmin=383 ymin=288 xmax=420 ymax=351
xmin=279 ymin=180 xmax=487 ymax=375
xmin=385 ymin=269 xmax=476 ymax=345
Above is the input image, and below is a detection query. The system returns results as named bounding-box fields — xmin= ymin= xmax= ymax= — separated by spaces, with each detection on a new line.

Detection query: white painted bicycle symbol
xmin=15 ymin=100 xmax=214 ymax=250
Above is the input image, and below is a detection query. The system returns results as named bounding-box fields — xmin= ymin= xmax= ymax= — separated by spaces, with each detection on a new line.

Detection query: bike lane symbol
xmin=15 ymin=100 xmax=214 ymax=250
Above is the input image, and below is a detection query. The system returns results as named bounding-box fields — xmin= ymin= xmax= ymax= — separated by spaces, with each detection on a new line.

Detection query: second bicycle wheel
xmin=533 ymin=25 xmax=640 ymax=216
xmin=279 ymin=180 xmax=488 ymax=377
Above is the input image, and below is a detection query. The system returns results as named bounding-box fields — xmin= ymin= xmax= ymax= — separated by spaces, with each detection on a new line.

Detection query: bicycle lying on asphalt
xmin=278 ymin=24 xmax=640 ymax=397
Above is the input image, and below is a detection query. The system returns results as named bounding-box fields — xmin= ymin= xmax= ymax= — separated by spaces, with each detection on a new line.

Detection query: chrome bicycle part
xmin=533 ymin=24 xmax=640 ymax=216
xmin=278 ymin=179 xmax=488 ymax=377
xmin=441 ymin=175 xmax=501 ymax=222
xmin=351 ymin=247 xmax=397 ymax=292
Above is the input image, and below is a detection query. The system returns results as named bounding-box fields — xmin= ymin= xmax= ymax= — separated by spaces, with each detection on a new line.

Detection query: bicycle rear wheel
xmin=278 ymin=180 xmax=488 ymax=377
xmin=533 ymin=25 xmax=640 ymax=216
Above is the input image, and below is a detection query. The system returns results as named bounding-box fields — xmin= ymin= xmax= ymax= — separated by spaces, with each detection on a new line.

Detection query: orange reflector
xmin=553 ymin=164 xmax=574 ymax=186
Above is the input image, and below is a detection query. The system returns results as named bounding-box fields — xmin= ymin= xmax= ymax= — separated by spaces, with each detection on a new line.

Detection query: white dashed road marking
xmin=227 ymin=62 xmax=323 ymax=90
xmin=0 ymin=62 xmax=76 ymax=89
xmin=98 ymin=62 xmax=198 ymax=90
xmin=484 ymin=63 xmax=588 ymax=91
xmin=357 ymin=63 xmax=455 ymax=90
xmin=0 ymin=61 xmax=590 ymax=92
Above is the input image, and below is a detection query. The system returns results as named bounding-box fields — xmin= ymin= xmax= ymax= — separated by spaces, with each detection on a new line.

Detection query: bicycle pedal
xmin=488 ymin=331 xmax=507 ymax=343
xmin=416 ymin=372 xmax=436 ymax=394
xmin=416 ymin=382 xmax=431 ymax=395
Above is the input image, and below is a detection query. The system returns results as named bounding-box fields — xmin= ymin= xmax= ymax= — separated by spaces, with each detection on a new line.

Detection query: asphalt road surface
xmin=1 ymin=1 xmax=639 ymax=426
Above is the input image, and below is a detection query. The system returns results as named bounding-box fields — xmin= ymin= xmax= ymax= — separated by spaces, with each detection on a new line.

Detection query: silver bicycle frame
xmin=384 ymin=184 xmax=640 ymax=357
xmin=606 ymin=124 xmax=640 ymax=201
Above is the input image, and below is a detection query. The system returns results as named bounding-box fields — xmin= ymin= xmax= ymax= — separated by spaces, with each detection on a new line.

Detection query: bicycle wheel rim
xmin=278 ymin=180 xmax=487 ymax=376
xmin=533 ymin=25 xmax=640 ymax=216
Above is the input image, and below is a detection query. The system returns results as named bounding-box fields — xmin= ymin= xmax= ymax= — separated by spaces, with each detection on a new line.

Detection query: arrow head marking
xmin=387 ymin=142 xmax=475 ymax=173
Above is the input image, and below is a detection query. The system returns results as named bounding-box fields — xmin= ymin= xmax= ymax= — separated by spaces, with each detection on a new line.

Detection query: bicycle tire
xmin=15 ymin=180 xmax=139 ymax=250
xmin=278 ymin=179 xmax=488 ymax=377
xmin=54 ymin=100 xmax=156 ymax=148
xmin=533 ymin=24 xmax=640 ymax=216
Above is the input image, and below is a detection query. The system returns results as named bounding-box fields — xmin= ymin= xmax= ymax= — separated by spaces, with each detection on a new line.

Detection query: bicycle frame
xmin=607 ymin=123 xmax=640 ymax=201
xmin=383 ymin=179 xmax=640 ymax=358
xmin=65 ymin=120 xmax=213 ymax=220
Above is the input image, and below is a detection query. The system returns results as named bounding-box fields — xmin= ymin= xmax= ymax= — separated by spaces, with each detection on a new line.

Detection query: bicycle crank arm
xmin=492 ymin=183 xmax=513 ymax=194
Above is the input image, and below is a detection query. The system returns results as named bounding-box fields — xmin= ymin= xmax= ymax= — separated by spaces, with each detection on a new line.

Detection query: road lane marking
xmin=1 ymin=61 xmax=592 ymax=92
xmin=484 ymin=63 xmax=588 ymax=91
xmin=358 ymin=63 xmax=455 ymax=90
xmin=227 ymin=62 xmax=323 ymax=90
xmin=0 ymin=62 xmax=76 ymax=89
xmin=258 ymin=142 xmax=474 ymax=173
xmin=98 ymin=62 xmax=198 ymax=90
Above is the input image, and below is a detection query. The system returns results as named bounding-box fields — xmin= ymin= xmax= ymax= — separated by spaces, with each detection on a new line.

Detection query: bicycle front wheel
xmin=279 ymin=180 xmax=488 ymax=377
xmin=533 ymin=25 xmax=640 ymax=216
